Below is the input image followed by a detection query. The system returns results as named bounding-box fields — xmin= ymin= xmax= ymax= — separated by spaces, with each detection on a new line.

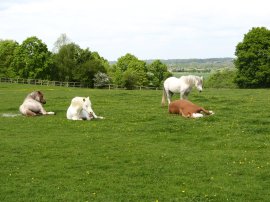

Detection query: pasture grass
xmin=0 ymin=83 xmax=270 ymax=201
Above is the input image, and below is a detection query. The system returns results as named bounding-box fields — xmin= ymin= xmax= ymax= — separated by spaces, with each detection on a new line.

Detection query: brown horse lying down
xmin=169 ymin=100 xmax=214 ymax=118
xmin=19 ymin=91 xmax=55 ymax=116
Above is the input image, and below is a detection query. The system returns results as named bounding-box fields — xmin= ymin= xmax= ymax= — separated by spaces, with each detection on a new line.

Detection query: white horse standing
xmin=161 ymin=75 xmax=203 ymax=106
xmin=66 ymin=96 xmax=104 ymax=120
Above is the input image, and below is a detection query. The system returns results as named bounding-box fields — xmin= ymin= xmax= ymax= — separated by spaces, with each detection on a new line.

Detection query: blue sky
xmin=0 ymin=0 xmax=269 ymax=61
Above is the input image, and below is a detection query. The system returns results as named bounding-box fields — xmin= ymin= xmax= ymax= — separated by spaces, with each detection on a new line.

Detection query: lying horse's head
xmin=30 ymin=91 xmax=46 ymax=104
xmin=82 ymin=97 xmax=94 ymax=119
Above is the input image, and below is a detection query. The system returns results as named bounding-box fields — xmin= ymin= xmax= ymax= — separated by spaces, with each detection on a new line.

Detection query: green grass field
xmin=0 ymin=83 xmax=270 ymax=201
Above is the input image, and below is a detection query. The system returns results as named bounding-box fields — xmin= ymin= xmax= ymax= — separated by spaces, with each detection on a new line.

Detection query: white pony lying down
xmin=19 ymin=91 xmax=55 ymax=116
xmin=66 ymin=96 xmax=104 ymax=120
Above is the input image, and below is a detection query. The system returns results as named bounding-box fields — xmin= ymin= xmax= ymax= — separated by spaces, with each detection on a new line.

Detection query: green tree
xmin=234 ymin=27 xmax=270 ymax=88
xmin=116 ymin=53 xmax=139 ymax=72
xmin=91 ymin=51 xmax=110 ymax=72
xmin=147 ymin=60 xmax=172 ymax=87
xmin=74 ymin=49 xmax=108 ymax=87
xmin=11 ymin=36 xmax=53 ymax=79
xmin=53 ymin=43 xmax=81 ymax=81
xmin=53 ymin=33 xmax=71 ymax=53
xmin=122 ymin=68 xmax=139 ymax=90
xmin=109 ymin=66 xmax=123 ymax=86
xmin=0 ymin=40 xmax=19 ymax=77
xmin=112 ymin=53 xmax=148 ymax=89
xmin=54 ymin=44 xmax=108 ymax=86
xmin=127 ymin=59 xmax=148 ymax=86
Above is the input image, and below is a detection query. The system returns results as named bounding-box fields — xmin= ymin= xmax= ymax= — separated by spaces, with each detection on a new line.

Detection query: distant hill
xmin=146 ymin=57 xmax=235 ymax=72
xmin=110 ymin=58 xmax=235 ymax=72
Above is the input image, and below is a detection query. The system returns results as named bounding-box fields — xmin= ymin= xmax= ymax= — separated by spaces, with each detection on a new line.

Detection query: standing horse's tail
xmin=161 ymin=88 xmax=166 ymax=107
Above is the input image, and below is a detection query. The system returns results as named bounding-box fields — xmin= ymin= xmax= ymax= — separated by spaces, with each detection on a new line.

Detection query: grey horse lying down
xmin=19 ymin=91 xmax=55 ymax=116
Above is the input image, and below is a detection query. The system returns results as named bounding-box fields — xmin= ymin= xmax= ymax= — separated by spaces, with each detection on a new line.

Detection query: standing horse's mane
xmin=182 ymin=75 xmax=201 ymax=85
xmin=183 ymin=75 xmax=201 ymax=80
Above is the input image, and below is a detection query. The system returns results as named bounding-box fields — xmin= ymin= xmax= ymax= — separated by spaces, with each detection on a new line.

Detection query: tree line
xmin=0 ymin=34 xmax=172 ymax=89
xmin=1 ymin=27 xmax=270 ymax=89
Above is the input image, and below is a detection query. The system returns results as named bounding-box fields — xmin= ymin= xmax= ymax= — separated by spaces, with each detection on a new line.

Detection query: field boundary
xmin=0 ymin=77 xmax=160 ymax=90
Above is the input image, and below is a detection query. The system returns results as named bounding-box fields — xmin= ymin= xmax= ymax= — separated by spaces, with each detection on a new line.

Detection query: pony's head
xmin=82 ymin=97 xmax=94 ymax=118
xmin=195 ymin=76 xmax=203 ymax=92
xmin=30 ymin=91 xmax=46 ymax=104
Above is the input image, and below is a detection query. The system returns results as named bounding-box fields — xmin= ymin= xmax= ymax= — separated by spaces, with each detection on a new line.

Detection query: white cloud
xmin=1 ymin=0 xmax=270 ymax=60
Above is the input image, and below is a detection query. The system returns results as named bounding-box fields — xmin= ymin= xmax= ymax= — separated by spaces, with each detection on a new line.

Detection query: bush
xmin=205 ymin=69 xmax=237 ymax=88
xmin=93 ymin=72 xmax=110 ymax=88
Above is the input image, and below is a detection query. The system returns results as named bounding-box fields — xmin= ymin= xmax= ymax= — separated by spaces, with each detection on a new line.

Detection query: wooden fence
xmin=0 ymin=78 xmax=160 ymax=90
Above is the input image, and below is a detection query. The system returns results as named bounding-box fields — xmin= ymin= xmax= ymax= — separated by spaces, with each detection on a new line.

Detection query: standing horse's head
xmin=30 ymin=91 xmax=46 ymax=104
xmin=82 ymin=97 xmax=94 ymax=119
xmin=195 ymin=76 xmax=203 ymax=92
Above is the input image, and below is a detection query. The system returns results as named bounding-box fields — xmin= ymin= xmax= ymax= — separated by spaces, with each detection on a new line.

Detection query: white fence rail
xmin=0 ymin=78 xmax=160 ymax=90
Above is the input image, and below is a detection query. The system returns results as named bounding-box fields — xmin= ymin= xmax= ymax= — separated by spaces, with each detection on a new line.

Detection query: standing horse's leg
xmin=180 ymin=91 xmax=186 ymax=99
xmin=181 ymin=89 xmax=189 ymax=100
xmin=162 ymin=88 xmax=172 ymax=106
xmin=161 ymin=88 xmax=167 ymax=106
xmin=167 ymin=91 xmax=173 ymax=105
xmin=182 ymin=93 xmax=188 ymax=100
xmin=180 ymin=92 xmax=183 ymax=99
